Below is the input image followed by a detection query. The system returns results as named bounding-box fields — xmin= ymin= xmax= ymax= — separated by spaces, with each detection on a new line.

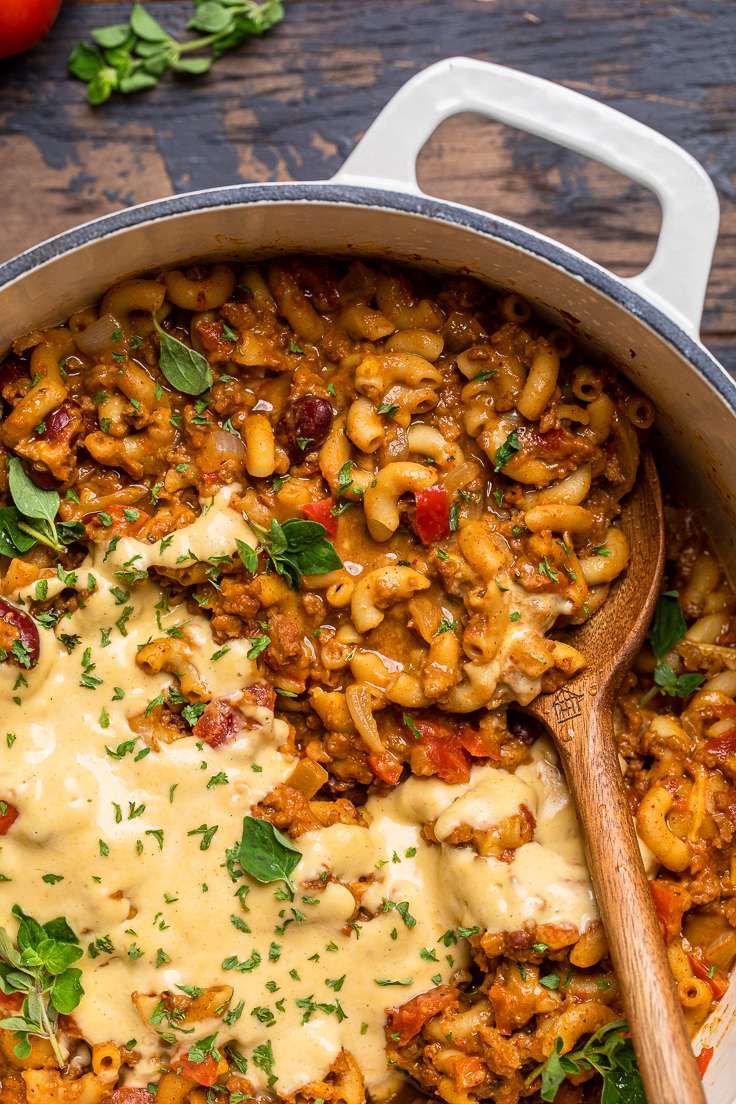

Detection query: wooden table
xmin=1 ymin=0 xmax=734 ymax=369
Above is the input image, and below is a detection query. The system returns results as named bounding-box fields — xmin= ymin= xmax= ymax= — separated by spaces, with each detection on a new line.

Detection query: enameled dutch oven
xmin=0 ymin=57 xmax=734 ymax=1100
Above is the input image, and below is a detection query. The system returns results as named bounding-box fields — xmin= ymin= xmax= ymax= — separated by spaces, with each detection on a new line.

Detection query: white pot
xmin=1 ymin=56 xmax=734 ymax=1101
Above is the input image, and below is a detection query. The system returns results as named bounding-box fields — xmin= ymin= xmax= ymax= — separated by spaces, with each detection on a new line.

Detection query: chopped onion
xmin=346 ymin=682 xmax=384 ymax=754
xmin=199 ymin=428 xmax=245 ymax=472
xmin=212 ymin=428 xmax=245 ymax=458
xmin=73 ymin=313 xmax=121 ymax=357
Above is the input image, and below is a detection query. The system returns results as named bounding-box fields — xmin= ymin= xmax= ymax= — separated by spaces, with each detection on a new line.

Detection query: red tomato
xmin=242 ymin=681 xmax=276 ymax=711
xmin=368 ymin=750 xmax=403 ymax=786
xmin=696 ymin=1047 xmax=714 ymax=1077
xmin=650 ymin=879 xmax=687 ymax=944
xmin=300 ymin=498 xmax=338 ymax=538
xmin=193 ymin=699 xmax=246 ymax=748
xmin=459 ymin=725 xmax=500 ymax=761
xmin=688 ymin=954 xmax=728 ymax=999
xmin=414 ymin=485 xmax=450 ymax=543
xmin=0 ymin=802 xmax=18 ymax=835
xmin=413 ymin=720 xmax=470 ymax=784
xmin=386 ymin=985 xmax=458 ymax=1046
xmin=0 ymin=0 xmax=62 ymax=60
xmin=704 ymin=728 xmax=736 ymax=761
xmin=177 ymin=1055 xmax=220 ymax=1087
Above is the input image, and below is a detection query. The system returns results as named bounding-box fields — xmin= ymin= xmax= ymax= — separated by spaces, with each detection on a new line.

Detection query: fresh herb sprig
xmin=2 ymin=460 xmax=83 ymax=557
xmin=640 ymin=591 xmax=705 ymax=704
xmin=68 ymin=1 xmax=285 ymax=106
xmin=249 ymin=518 xmax=342 ymax=589
xmin=0 ymin=906 xmax=85 ymax=1066
xmin=532 ymin=1020 xmax=644 ymax=1103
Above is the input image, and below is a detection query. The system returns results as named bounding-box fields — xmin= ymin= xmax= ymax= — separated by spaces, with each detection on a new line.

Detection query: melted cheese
xmin=379 ymin=749 xmax=597 ymax=936
xmin=0 ymin=495 xmax=599 ymax=1097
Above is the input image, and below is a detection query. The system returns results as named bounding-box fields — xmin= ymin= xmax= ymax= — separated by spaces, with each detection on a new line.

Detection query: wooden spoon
xmin=525 ymin=452 xmax=706 ymax=1104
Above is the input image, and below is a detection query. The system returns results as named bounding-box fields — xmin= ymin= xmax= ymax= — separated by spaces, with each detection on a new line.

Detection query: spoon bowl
xmin=525 ymin=452 xmax=706 ymax=1104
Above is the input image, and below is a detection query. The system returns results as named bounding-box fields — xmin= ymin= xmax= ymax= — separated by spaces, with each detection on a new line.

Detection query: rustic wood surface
xmin=0 ymin=0 xmax=734 ymax=368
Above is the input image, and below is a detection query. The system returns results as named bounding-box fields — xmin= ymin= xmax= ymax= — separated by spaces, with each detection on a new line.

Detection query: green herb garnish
xmin=236 ymin=816 xmax=301 ymax=891
xmin=253 ymin=518 xmax=341 ymax=590
xmin=5 ymin=461 xmax=68 ymax=555
xmin=494 ymin=429 xmax=521 ymax=472
xmin=68 ymin=1 xmax=285 ymax=106
xmin=0 ymin=906 xmax=84 ymax=1064
xmin=154 ymin=320 xmax=212 ymax=395
xmin=533 ymin=1020 xmax=644 ymax=1102
xmin=641 ymin=591 xmax=705 ymax=702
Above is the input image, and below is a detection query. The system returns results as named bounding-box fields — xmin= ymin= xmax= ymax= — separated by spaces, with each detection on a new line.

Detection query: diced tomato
xmin=412 ymin=719 xmax=470 ymax=784
xmin=704 ymin=728 xmax=736 ymax=762
xmin=421 ymin=736 xmax=469 ymax=784
xmin=192 ymin=699 xmax=245 ymax=748
xmin=696 ymin=1047 xmax=714 ymax=1077
xmin=300 ymin=498 xmax=338 ymax=538
xmin=689 ymin=954 xmax=729 ymax=999
xmin=176 ymin=1055 xmax=220 ymax=1087
xmin=0 ymin=802 xmax=18 ymax=835
xmin=386 ymin=985 xmax=458 ymax=1046
xmin=650 ymin=880 xmax=688 ymax=944
xmin=196 ymin=318 xmax=238 ymax=357
xmin=459 ymin=724 xmax=500 ymax=761
xmin=242 ymin=682 xmax=276 ymax=711
xmin=414 ymin=485 xmax=450 ymax=544
xmin=369 ymin=750 xmax=403 ymax=786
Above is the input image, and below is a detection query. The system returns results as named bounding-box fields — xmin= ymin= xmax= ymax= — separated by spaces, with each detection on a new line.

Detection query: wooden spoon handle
xmin=553 ymin=698 xmax=706 ymax=1104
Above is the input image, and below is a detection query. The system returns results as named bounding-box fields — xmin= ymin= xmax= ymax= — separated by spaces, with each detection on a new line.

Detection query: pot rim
xmin=1 ymin=180 xmax=733 ymax=412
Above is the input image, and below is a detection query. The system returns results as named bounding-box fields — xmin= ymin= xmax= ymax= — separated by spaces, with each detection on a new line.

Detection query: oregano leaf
xmin=237 ymin=816 xmax=302 ymax=889
xmin=7 ymin=460 xmax=59 ymax=526
xmin=130 ymin=4 xmax=169 ymax=42
xmin=156 ymin=326 xmax=212 ymax=395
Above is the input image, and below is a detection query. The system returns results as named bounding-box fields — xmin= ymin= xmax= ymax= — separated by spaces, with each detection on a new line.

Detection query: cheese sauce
xmin=0 ymin=495 xmax=598 ymax=1096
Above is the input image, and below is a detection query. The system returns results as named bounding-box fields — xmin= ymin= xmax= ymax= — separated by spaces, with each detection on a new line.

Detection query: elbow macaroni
xmin=0 ymin=255 xmax=727 ymax=1104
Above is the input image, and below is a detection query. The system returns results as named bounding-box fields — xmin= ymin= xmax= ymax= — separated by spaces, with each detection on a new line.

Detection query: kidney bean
xmin=0 ymin=598 xmax=40 ymax=668
xmin=43 ymin=400 xmax=82 ymax=444
xmin=278 ymin=395 xmax=333 ymax=458
xmin=507 ymin=710 xmax=546 ymax=744
xmin=0 ymin=355 xmax=28 ymax=392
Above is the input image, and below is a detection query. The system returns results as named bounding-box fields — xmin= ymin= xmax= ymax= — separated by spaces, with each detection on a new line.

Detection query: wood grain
xmin=0 ymin=0 xmax=733 ymax=373
xmin=528 ymin=454 xmax=705 ymax=1104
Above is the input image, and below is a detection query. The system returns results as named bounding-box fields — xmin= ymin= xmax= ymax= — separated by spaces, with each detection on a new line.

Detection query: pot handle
xmin=334 ymin=57 xmax=719 ymax=338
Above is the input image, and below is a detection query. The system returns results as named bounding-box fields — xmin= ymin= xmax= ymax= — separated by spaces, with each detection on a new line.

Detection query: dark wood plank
xmin=0 ymin=0 xmax=733 ymax=368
